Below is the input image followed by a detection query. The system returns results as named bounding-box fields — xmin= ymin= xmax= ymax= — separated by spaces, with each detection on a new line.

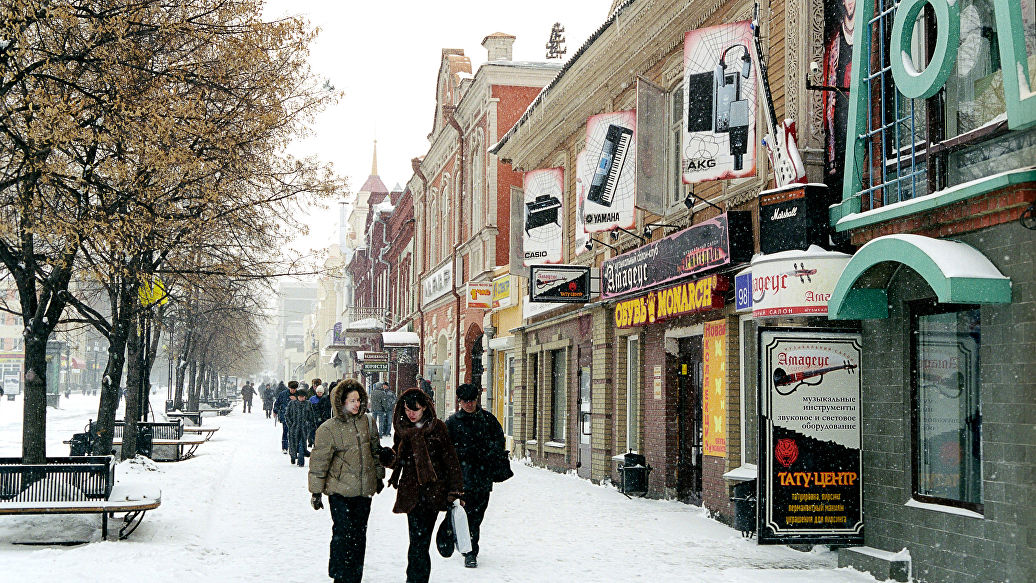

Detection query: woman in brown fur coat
xmin=379 ymin=388 xmax=463 ymax=583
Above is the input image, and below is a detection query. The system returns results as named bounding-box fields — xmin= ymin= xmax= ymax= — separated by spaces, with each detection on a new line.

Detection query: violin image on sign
xmin=773 ymin=360 xmax=857 ymax=395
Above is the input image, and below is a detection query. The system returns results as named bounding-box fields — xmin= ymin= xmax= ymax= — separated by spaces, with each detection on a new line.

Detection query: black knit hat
xmin=456 ymin=383 xmax=479 ymax=401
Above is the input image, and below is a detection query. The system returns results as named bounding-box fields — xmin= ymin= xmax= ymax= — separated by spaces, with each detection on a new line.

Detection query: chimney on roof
xmin=482 ymin=33 xmax=515 ymax=62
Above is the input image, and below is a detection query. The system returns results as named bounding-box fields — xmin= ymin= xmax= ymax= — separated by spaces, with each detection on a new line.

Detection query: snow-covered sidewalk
xmin=0 ymin=393 xmax=880 ymax=582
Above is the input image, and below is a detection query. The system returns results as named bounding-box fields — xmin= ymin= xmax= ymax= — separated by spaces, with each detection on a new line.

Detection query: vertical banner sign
xmin=822 ymin=0 xmax=854 ymax=196
xmin=758 ymin=328 xmax=864 ymax=545
xmin=574 ymin=149 xmax=590 ymax=255
xmin=582 ymin=110 xmax=637 ymax=233
xmin=683 ymin=21 xmax=758 ymax=183
xmin=635 ymin=77 xmax=666 ymax=215
xmin=703 ymin=320 xmax=728 ymax=456
xmin=523 ymin=168 xmax=564 ymax=266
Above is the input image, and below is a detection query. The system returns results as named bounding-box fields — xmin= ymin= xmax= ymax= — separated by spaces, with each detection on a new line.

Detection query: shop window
xmin=910 ymin=301 xmax=983 ymax=512
xmin=550 ymin=349 xmax=567 ymax=442
xmin=626 ymin=336 xmax=642 ymax=452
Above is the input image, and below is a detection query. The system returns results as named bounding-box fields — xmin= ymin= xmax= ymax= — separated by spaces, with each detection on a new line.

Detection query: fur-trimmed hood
xmin=392 ymin=387 xmax=437 ymax=433
xmin=330 ymin=378 xmax=369 ymax=419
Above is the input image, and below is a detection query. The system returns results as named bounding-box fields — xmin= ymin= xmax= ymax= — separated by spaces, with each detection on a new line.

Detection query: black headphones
xmin=717 ymin=44 xmax=752 ymax=86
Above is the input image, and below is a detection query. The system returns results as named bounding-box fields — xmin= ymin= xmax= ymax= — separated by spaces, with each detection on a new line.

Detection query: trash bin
xmin=136 ymin=425 xmax=153 ymax=458
xmin=730 ymin=479 xmax=757 ymax=537
xmin=165 ymin=399 xmax=175 ymax=413
xmin=69 ymin=432 xmax=92 ymax=456
xmin=618 ymin=452 xmax=651 ymax=497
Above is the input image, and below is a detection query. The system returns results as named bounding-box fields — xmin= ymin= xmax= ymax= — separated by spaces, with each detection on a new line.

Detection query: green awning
xmin=828 ymin=234 xmax=1012 ymax=319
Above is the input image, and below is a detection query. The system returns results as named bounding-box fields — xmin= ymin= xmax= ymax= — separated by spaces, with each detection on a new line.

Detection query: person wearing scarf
xmin=379 ymin=388 xmax=463 ymax=583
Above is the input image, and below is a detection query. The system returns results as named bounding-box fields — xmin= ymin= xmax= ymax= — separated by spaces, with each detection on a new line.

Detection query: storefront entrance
xmin=676 ymin=335 xmax=704 ymax=504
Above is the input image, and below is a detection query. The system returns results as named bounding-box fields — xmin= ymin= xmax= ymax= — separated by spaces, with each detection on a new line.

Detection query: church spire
xmin=371 ymin=139 xmax=378 ymax=176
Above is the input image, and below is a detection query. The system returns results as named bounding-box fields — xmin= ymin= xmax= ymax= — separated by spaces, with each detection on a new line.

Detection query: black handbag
xmin=435 ymin=513 xmax=455 ymax=558
xmin=490 ymin=448 xmax=514 ymax=483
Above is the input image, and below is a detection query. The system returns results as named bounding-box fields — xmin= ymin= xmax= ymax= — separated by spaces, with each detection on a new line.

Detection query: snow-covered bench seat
xmin=182 ymin=426 xmax=220 ymax=441
xmin=0 ymin=456 xmax=160 ymax=540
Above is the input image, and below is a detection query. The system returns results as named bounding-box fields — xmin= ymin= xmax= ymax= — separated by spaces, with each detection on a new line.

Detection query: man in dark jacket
xmin=371 ymin=382 xmax=395 ymax=437
xmin=415 ymin=374 xmax=434 ymax=401
xmin=241 ymin=382 xmax=256 ymax=413
xmin=445 ymin=383 xmax=506 ymax=569
xmin=308 ymin=383 xmax=332 ymax=445
xmin=274 ymin=381 xmax=298 ymax=453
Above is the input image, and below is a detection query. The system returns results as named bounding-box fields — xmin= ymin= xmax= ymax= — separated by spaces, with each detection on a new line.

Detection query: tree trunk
xmin=188 ymin=360 xmax=200 ymax=411
xmin=174 ymin=357 xmax=187 ymax=410
xmin=21 ymin=336 xmax=49 ymax=464
xmin=93 ymin=279 xmax=135 ymax=456
xmin=122 ymin=315 xmax=142 ymax=460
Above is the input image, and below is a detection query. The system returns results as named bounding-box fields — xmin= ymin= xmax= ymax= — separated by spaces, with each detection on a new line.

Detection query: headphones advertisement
xmin=683 ymin=21 xmax=759 ymax=183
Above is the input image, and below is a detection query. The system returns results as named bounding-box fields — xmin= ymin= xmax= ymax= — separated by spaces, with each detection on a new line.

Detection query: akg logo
xmin=686 ymin=158 xmax=717 ymax=170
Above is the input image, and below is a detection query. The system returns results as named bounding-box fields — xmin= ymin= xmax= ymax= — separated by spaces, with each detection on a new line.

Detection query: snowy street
xmin=0 ymin=394 xmax=881 ymax=582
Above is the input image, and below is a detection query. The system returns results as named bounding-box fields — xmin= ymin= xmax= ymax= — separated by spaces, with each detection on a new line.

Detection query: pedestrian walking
xmin=261 ymin=383 xmax=275 ymax=419
xmin=445 ymin=383 xmax=507 ymax=569
xmin=308 ymin=378 xmax=386 ymax=583
xmin=274 ymin=381 xmax=298 ymax=452
xmin=241 ymin=382 xmax=256 ymax=413
xmin=309 ymin=382 xmax=333 ymax=445
xmin=378 ymin=388 xmax=463 ymax=583
xmin=285 ymin=388 xmax=312 ymax=466
xmin=415 ymin=374 xmax=434 ymax=401
xmin=371 ymin=381 xmax=396 ymax=437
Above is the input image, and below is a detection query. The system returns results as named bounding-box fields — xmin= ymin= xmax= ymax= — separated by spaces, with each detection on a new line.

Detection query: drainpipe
xmin=484 ymin=325 xmax=495 ymax=411
xmin=412 ymin=158 xmax=428 ymax=379
xmin=445 ymin=105 xmax=465 ymax=407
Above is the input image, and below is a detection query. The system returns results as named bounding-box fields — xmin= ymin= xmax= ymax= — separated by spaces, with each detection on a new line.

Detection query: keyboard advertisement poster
xmin=581 ymin=110 xmax=637 ymax=233
xmin=683 ymin=21 xmax=758 ymax=183
xmin=522 ymin=167 xmax=565 ymax=266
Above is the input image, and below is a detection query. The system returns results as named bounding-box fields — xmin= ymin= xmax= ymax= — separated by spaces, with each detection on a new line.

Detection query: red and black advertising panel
xmin=529 ymin=265 xmax=591 ymax=304
xmin=601 ymin=211 xmax=752 ymax=299
xmin=758 ymin=327 xmax=864 ymax=545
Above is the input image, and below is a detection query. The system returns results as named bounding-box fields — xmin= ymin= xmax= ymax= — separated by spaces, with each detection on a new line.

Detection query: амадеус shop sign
xmin=758 ymin=328 xmax=864 ymax=545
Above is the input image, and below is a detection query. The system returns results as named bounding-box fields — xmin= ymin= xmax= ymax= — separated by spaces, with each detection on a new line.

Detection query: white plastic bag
xmin=450 ymin=499 xmax=472 ymax=554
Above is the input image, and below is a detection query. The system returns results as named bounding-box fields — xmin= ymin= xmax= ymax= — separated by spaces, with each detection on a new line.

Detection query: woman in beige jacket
xmin=308 ymin=378 xmax=386 ymax=583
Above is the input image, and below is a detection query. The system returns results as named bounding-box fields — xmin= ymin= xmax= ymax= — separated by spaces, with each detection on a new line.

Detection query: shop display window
xmin=910 ymin=301 xmax=983 ymax=512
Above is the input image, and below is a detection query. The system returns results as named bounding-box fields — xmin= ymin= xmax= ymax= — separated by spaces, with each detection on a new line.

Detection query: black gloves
xmin=377 ymin=446 xmax=394 ymax=466
xmin=311 ymin=493 xmax=323 ymax=510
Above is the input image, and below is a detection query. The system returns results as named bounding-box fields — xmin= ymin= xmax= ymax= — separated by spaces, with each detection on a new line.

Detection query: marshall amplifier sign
xmin=758 ymin=183 xmax=835 ymax=254
xmin=601 ymin=212 xmax=751 ymax=299
xmin=758 ymin=328 xmax=863 ymax=545
xmin=529 ymin=265 xmax=591 ymax=303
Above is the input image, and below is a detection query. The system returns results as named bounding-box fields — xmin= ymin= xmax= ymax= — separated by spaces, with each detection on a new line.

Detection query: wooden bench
xmin=0 ymin=456 xmax=160 ymax=541
xmin=165 ymin=411 xmax=203 ymax=426
xmin=182 ymin=426 xmax=220 ymax=441
xmin=199 ymin=406 xmax=233 ymax=417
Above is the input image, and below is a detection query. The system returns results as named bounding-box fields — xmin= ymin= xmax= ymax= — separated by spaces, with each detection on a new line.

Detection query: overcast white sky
xmin=262 ymin=0 xmax=611 ymax=252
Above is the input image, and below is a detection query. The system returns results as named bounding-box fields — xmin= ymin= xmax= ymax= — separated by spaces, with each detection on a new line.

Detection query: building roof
xmin=358 ymin=174 xmax=388 ymax=194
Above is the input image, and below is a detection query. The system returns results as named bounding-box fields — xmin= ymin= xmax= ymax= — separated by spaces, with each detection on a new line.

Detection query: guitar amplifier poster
xmin=522 ymin=168 xmax=564 ymax=266
xmin=582 ymin=110 xmax=636 ymax=233
xmin=758 ymin=328 xmax=863 ymax=545
xmin=682 ymin=21 xmax=758 ymax=183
